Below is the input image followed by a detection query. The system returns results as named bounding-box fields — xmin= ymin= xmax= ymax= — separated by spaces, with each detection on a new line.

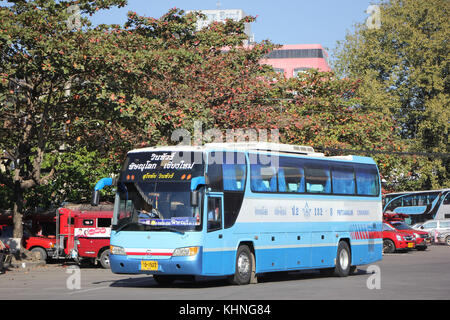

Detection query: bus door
xmin=203 ymin=193 xmax=225 ymax=275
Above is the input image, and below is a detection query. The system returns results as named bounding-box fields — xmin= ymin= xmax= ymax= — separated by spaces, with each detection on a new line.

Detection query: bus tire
xmin=334 ymin=241 xmax=351 ymax=277
xmin=229 ymin=245 xmax=253 ymax=285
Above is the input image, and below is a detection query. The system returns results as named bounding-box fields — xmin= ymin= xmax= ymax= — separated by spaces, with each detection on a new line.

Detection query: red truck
xmin=383 ymin=213 xmax=431 ymax=251
xmin=52 ymin=204 xmax=113 ymax=268
xmin=0 ymin=222 xmax=56 ymax=260
xmin=382 ymin=222 xmax=415 ymax=253
xmin=0 ymin=204 xmax=113 ymax=268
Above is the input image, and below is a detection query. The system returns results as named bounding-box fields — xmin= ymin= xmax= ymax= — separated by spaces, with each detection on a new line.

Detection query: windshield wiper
xmin=114 ymin=221 xmax=141 ymax=232
xmin=153 ymin=226 xmax=185 ymax=235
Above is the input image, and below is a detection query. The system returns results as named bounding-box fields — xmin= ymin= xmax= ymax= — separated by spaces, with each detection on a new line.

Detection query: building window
xmin=293 ymin=67 xmax=311 ymax=78
xmin=265 ymin=49 xmax=324 ymax=59
xmin=273 ymin=68 xmax=284 ymax=75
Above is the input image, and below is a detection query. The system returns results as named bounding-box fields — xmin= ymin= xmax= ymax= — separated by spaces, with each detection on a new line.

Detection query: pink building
xmin=261 ymin=44 xmax=331 ymax=78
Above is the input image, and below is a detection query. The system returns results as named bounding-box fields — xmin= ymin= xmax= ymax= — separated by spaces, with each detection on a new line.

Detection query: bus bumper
xmin=110 ymin=252 xmax=203 ymax=275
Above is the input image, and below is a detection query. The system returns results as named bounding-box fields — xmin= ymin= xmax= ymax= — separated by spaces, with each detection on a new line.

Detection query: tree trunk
xmin=12 ymin=182 xmax=24 ymax=251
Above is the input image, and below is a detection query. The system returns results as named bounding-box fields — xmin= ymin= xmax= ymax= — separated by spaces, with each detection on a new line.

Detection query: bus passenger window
xmin=250 ymin=164 xmax=277 ymax=192
xmin=223 ymin=164 xmax=246 ymax=191
xmin=277 ymin=156 xmax=305 ymax=193
xmin=332 ymin=166 xmax=355 ymax=195
xmin=278 ymin=167 xmax=305 ymax=193
xmin=355 ymin=165 xmax=379 ymax=196
xmin=305 ymin=164 xmax=331 ymax=194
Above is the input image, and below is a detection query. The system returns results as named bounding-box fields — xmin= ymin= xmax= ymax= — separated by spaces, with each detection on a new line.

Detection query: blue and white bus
xmin=108 ymin=143 xmax=382 ymax=285
xmin=383 ymin=189 xmax=450 ymax=225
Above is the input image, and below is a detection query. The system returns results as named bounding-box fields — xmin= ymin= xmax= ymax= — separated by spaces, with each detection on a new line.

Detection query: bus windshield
xmin=113 ymin=151 xmax=204 ymax=232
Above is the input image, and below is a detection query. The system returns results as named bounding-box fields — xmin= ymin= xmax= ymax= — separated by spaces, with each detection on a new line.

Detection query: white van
xmin=417 ymin=219 xmax=450 ymax=234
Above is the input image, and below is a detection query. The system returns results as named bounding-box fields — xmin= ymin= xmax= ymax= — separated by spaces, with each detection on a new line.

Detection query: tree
xmin=271 ymin=69 xmax=404 ymax=184
xmin=0 ymin=0 xmax=128 ymax=240
xmin=333 ymin=0 xmax=449 ymax=190
xmin=99 ymin=9 xmax=278 ymax=145
xmin=0 ymin=2 xmax=278 ymax=243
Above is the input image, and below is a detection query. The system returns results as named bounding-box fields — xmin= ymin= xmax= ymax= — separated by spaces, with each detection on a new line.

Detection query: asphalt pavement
xmin=1 ymin=245 xmax=449 ymax=301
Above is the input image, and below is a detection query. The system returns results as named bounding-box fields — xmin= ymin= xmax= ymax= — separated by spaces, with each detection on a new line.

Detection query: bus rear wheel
xmin=333 ymin=241 xmax=351 ymax=277
xmin=229 ymin=245 xmax=253 ymax=285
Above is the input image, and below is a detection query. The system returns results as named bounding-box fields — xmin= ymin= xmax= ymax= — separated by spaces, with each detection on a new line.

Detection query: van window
xmin=439 ymin=221 xmax=450 ymax=228
xmin=423 ymin=221 xmax=437 ymax=229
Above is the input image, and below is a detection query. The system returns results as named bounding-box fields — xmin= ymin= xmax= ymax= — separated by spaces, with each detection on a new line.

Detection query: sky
xmin=89 ymin=0 xmax=376 ymax=62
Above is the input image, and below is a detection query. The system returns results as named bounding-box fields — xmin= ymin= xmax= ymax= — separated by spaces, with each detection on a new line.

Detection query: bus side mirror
xmin=92 ymin=190 xmax=100 ymax=206
xmin=190 ymin=190 xmax=199 ymax=207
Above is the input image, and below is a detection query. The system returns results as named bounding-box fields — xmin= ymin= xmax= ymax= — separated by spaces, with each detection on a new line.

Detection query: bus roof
xmin=128 ymin=143 xmax=376 ymax=165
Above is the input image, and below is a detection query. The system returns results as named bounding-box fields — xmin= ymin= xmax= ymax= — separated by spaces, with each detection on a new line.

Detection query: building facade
xmin=261 ymin=44 xmax=331 ymax=78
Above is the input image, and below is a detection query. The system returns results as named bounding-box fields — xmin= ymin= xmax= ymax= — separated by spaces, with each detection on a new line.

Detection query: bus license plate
xmin=141 ymin=260 xmax=158 ymax=271
xmin=408 ymin=243 xmax=414 ymax=248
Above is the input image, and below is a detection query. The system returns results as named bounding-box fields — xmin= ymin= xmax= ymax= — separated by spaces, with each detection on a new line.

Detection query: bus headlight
xmin=172 ymin=246 xmax=199 ymax=257
xmin=110 ymin=245 xmax=126 ymax=255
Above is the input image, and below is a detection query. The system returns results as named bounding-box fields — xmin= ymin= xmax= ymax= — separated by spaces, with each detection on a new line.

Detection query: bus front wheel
xmin=229 ymin=245 xmax=254 ymax=285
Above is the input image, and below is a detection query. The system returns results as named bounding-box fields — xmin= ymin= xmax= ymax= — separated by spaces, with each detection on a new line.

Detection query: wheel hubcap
xmin=237 ymin=253 xmax=250 ymax=277
xmin=339 ymin=249 xmax=349 ymax=270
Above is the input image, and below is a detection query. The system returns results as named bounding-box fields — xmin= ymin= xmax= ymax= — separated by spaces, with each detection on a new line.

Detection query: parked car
xmin=411 ymin=223 xmax=424 ymax=230
xmin=386 ymin=220 xmax=431 ymax=251
xmin=435 ymin=231 xmax=450 ymax=246
xmin=382 ymin=223 xmax=415 ymax=253
xmin=417 ymin=219 xmax=450 ymax=234
xmin=0 ymin=224 xmax=55 ymax=260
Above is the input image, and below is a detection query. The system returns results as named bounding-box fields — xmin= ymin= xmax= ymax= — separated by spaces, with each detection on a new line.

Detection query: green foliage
xmin=1 ymin=0 xmax=447 ymax=222
xmin=25 ymin=148 xmax=119 ymax=209
xmin=0 ymin=1 xmax=276 ymax=216
xmin=333 ymin=0 xmax=449 ymax=191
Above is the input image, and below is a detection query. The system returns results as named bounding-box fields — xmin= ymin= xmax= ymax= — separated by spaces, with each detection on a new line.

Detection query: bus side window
xmin=305 ymin=163 xmax=331 ymax=194
xmin=355 ymin=165 xmax=379 ymax=196
xmin=207 ymin=152 xmax=223 ymax=192
xmin=278 ymin=157 xmax=305 ymax=193
xmin=222 ymin=152 xmax=246 ymax=191
xmin=331 ymin=166 xmax=356 ymax=195
xmin=250 ymin=163 xmax=277 ymax=192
